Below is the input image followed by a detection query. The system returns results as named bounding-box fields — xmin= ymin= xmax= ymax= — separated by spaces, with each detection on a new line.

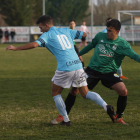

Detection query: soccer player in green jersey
xmin=102 ymin=17 xmax=129 ymax=80
xmin=52 ymin=19 xmax=140 ymax=125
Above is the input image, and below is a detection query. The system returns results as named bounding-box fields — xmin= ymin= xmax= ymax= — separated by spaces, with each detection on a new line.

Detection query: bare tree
xmin=85 ymin=0 xmax=140 ymax=25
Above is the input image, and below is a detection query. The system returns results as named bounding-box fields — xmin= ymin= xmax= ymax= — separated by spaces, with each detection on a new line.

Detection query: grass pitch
xmin=0 ymin=43 xmax=140 ymax=140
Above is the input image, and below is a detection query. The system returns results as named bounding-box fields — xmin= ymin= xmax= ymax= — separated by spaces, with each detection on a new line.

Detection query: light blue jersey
xmin=35 ymin=26 xmax=83 ymax=72
xmin=102 ymin=28 xmax=107 ymax=33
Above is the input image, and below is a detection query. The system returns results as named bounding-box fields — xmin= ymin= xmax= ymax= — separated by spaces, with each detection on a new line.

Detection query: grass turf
xmin=0 ymin=43 xmax=140 ymax=140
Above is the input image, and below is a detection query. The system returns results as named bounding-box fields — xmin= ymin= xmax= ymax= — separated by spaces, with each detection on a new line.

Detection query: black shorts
xmin=81 ymin=37 xmax=86 ymax=41
xmin=85 ymin=67 xmax=123 ymax=90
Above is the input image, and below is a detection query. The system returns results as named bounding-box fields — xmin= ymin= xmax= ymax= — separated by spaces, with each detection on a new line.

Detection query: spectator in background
xmin=4 ymin=28 xmax=9 ymax=43
xmin=0 ymin=29 xmax=3 ymax=44
xmin=78 ymin=21 xmax=90 ymax=49
xmin=10 ymin=29 xmax=16 ymax=43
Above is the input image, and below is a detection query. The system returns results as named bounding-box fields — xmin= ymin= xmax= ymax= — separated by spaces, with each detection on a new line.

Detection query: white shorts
xmin=51 ymin=69 xmax=87 ymax=88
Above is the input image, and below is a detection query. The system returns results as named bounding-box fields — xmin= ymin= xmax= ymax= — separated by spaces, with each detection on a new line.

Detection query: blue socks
xmin=53 ymin=95 xmax=70 ymax=122
xmin=86 ymin=91 xmax=107 ymax=108
xmin=53 ymin=91 xmax=108 ymax=121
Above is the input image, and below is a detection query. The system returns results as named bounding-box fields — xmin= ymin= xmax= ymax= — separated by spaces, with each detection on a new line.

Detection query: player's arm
xmin=6 ymin=42 xmax=39 ymax=51
xmin=123 ymin=46 xmax=140 ymax=62
xmin=79 ymin=33 xmax=99 ymax=56
xmin=69 ymin=28 xmax=87 ymax=40
xmin=74 ymin=45 xmax=83 ymax=61
xmin=74 ymin=31 xmax=87 ymax=39
xmin=79 ymin=42 xmax=93 ymax=56
xmin=79 ymin=56 xmax=83 ymax=62
xmin=74 ymin=45 xmax=85 ymax=68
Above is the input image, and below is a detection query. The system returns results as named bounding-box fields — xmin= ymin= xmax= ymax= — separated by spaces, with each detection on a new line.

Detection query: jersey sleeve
xmin=79 ymin=42 xmax=93 ymax=56
xmin=122 ymin=45 xmax=140 ymax=62
xmin=79 ymin=33 xmax=99 ymax=56
xmin=35 ymin=34 xmax=47 ymax=47
xmin=69 ymin=28 xmax=83 ymax=40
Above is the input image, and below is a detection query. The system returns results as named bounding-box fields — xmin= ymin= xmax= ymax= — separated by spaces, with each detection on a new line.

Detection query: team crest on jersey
xmin=112 ymin=44 xmax=117 ymax=50
xmin=98 ymin=44 xmax=114 ymax=57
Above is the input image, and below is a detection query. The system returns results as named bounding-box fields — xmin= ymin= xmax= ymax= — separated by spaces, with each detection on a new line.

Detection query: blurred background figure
xmin=69 ymin=20 xmax=85 ymax=69
xmin=78 ymin=21 xmax=90 ymax=49
xmin=69 ymin=20 xmax=77 ymax=48
xmin=0 ymin=28 xmax=3 ymax=44
xmin=10 ymin=28 xmax=16 ymax=43
xmin=4 ymin=28 xmax=9 ymax=43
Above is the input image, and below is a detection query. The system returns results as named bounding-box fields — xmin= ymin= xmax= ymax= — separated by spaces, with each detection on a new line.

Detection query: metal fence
xmin=0 ymin=25 xmax=140 ymax=43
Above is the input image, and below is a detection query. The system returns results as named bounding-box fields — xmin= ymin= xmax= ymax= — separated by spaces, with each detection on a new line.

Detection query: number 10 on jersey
xmin=57 ymin=35 xmax=71 ymax=50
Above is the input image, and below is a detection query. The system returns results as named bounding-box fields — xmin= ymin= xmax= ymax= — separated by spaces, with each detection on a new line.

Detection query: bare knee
xmin=112 ymin=82 xmax=127 ymax=96
xmin=79 ymin=86 xmax=89 ymax=98
xmin=119 ymin=88 xmax=127 ymax=96
xmin=51 ymin=82 xmax=63 ymax=97
xmin=51 ymin=91 xmax=60 ymax=97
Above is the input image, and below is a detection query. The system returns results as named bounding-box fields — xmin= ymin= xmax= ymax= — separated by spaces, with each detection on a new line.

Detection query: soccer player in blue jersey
xmin=102 ymin=17 xmax=128 ymax=79
xmin=6 ymin=15 xmax=115 ymax=126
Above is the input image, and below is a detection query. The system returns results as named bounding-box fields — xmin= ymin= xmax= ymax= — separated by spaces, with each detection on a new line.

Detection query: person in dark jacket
xmin=0 ymin=29 xmax=3 ymax=44
xmin=10 ymin=29 xmax=16 ymax=43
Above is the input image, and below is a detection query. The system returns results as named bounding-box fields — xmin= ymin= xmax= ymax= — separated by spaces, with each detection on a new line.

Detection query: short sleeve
xmin=69 ymin=28 xmax=83 ymax=40
xmin=35 ymin=34 xmax=47 ymax=47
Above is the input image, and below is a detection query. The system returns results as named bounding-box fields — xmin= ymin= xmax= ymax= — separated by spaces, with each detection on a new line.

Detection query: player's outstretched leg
xmin=106 ymin=105 xmax=116 ymax=122
xmin=51 ymin=88 xmax=116 ymax=124
xmin=85 ymin=91 xmax=116 ymax=122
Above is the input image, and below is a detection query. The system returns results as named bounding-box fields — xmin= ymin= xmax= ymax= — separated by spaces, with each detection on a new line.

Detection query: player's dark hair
xmin=69 ymin=20 xmax=76 ymax=24
xmin=106 ymin=17 xmax=112 ymax=23
xmin=36 ymin=15 xmax=53 ymax=25
xmin=107 ymin=19 xmax=121 ymax=30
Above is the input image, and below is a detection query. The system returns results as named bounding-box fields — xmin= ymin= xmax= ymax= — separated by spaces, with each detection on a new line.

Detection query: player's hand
xmin=6 ymin=45 xmax=16 ymax=51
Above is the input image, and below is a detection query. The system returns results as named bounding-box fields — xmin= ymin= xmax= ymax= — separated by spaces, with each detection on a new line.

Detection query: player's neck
xmin=112 ymin=35 xmax=118 ymax=40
